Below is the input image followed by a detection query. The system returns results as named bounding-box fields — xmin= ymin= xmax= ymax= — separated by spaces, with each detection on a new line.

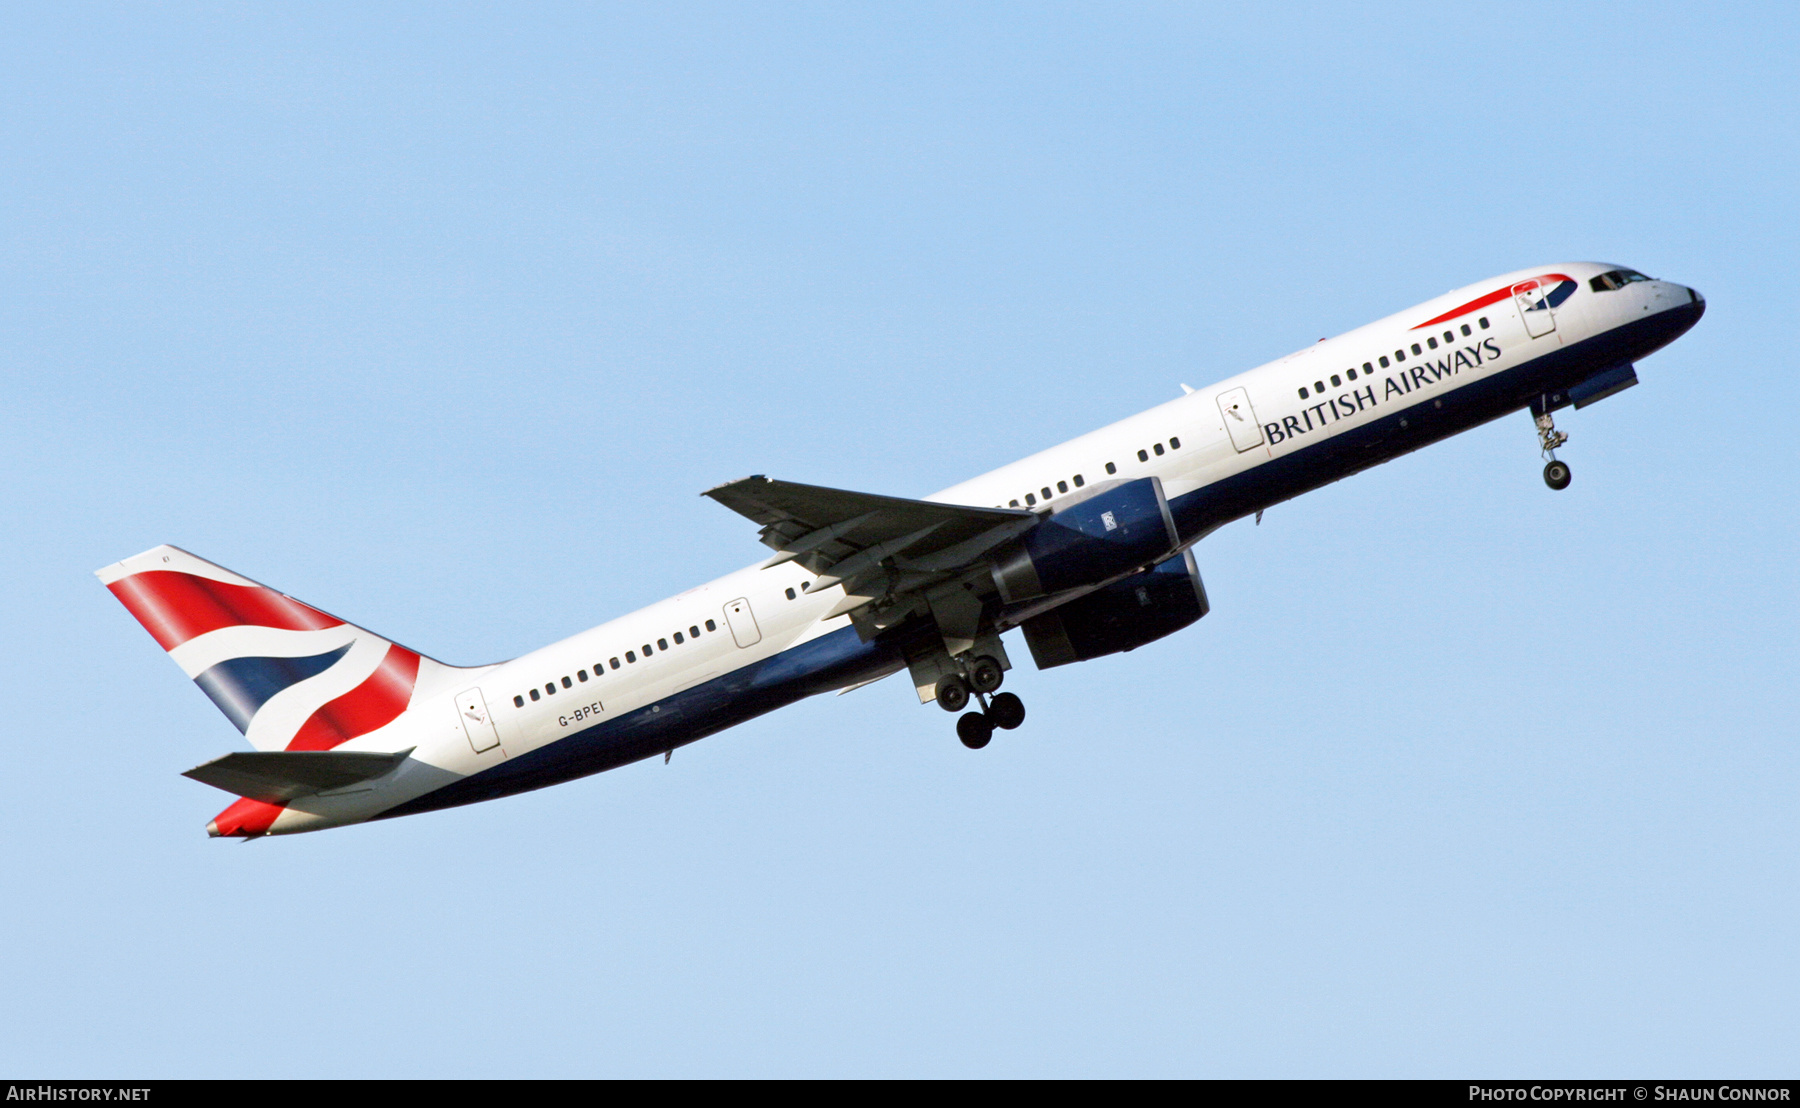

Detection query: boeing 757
xmin=97 ymin=262 xmax=1704 ymax=836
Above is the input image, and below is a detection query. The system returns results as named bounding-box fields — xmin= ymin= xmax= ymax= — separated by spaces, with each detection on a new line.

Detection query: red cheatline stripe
xmin=106 ymin=571 xmax=341 ymax=651
xmin=1412 ymin=274 xmax=1574 ymax=330
xmin=285 ymin=644 xmax=422 ymax=751
xmin=211 ymin=797 xmax=285 ymax=837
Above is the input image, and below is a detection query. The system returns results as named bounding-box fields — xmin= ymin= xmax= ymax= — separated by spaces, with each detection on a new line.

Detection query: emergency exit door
xmin=724 ymin=597 xmax=762 ymax=648
xmin=1216 ymin=387 xmax=1265 ymax=452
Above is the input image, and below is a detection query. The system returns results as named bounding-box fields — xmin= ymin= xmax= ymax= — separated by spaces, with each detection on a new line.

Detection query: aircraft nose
xmin=1686 ymin=285 xmax=1706 ymax=320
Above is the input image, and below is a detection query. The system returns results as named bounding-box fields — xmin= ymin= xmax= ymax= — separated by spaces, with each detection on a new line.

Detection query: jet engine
xmin=991 ymin=476 xmax=1179 ymax=603
xmin=1019 ymin=549 xmax=1208 ymax=669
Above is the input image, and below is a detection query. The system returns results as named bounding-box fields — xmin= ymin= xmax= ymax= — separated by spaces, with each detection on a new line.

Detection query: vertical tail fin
xmin=97 ymin=545 xmax=450 ymax=753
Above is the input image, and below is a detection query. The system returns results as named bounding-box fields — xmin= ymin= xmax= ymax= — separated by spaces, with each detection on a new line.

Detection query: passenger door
xmin=1512 ymin=279 xmax=1557 ymax=338
xmin=1216 ymin=387 xmax=1265 ymax=452
xmin=456 ymin=688 xmax=501 ymax=753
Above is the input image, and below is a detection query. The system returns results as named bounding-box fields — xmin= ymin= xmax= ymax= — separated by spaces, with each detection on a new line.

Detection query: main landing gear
xmin=936 ymin=659 xmax=1027 ymax=749
xmin=1535 ymin=408 xmax=1573 ymax=491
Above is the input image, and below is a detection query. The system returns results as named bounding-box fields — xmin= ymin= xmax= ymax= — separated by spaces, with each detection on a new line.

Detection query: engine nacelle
xmin=992 ymin=476 xmax=1178 ymax=604
xmin=1019 ymin=549 xmax=1208 ymax=669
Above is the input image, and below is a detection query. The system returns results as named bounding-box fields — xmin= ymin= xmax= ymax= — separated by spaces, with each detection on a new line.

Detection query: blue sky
xmin=2 ymin=2 xmax=1795 ymax=1077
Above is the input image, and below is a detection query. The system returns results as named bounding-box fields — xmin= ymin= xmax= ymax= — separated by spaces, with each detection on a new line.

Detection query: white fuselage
xmin=264 ymin=261 xmax=1703 ymax=834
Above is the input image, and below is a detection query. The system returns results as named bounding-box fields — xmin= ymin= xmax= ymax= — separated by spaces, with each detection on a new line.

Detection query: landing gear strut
xmin=1535 ymin=408 xmax=1572 ymax=491
xmin=955 ymin=691 xmax=1026 ymax=748
xmin=936 ymin=654 xmax=1024 ymax=748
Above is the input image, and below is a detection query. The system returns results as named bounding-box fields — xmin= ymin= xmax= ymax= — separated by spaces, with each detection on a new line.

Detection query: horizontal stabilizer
xmin=184 ymin=748 xmax=413 ymax=804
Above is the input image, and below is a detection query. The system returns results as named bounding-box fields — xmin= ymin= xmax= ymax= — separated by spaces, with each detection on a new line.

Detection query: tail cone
xmin=208 ymin=797 xmax=285 ymax=838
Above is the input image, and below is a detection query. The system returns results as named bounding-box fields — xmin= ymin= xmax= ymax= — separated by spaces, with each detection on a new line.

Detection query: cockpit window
xmin=1590 ymin=269 xmax=1652 ymax=292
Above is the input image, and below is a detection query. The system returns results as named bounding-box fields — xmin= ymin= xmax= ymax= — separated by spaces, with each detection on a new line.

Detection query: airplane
xmin=97 ymin=261 xmax=1705 ymax=838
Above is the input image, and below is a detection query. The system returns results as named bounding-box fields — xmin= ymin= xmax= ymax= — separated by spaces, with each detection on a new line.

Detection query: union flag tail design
xmin=96 ymin=545 xmax=448 ymax=755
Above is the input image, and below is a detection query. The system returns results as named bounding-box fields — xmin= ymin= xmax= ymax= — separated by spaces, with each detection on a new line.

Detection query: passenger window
xmin=626 ymin=651 xmax=636 ymax=663
xmin=1362 ymin=361 xmax=1373 ymax=373
xmin=514 ymin=695 xmax=525 ymax=707
xmin=1105 ymin=462 xmax=1117 ymax=475
xmin=546 ymin=683 xmax=556 ymax=695
xmin=1024 ymin=492 xmax=1036 ymax=506
xmin=1153 ymin=443 xmax=1164 ymax=456
xmin=1057 ymin=480 xmax=1068 ymax=494
xmin=1168 ymin=438 xmax=1179 ymax=450
xmin=643 ymin=643 xmax=653 ymax=656
xmin=690 ymin=626 xmax=700 ymax=638
xmin=561 ymin=676 xmax=572 ymax=689
xmin=530 ymin=689 xmax=540 ymax=702
xmin=1330 ymin=374 xmax=1341 ymax=387
xmin=1009 ymin=499 xmax=1020 ymax=507
xmin=785 ymin=587 xmax=796 ymax=600
xmin=1137 ymin=449 xmax=1148 ymax=462
xmin=1379 ymin=355 xmax=1390 ymax=368
xmin=577 ymin=670 xmax=587 ymax=682
xmin=1298 ymin=387 xmax=1309 ymax=399
xmin=1478 ymin=317 xmax=1489 ymax=329
xmin=610 ymin=657 xmax=620 ymax=669
xmin=1395 ymin=349 xmax=1406 ymax=362
xmin=1443 ymin=331 xmax=1455 ymax=344
xmin=1041 ymin=487 xmax=1052 ymax=500
xmin=1426 ymin=337 xmax=1437 ymax=349
xmin=705 ymin=619 xmax=717 ymax=632
xmin=1073 ymin=474 xmax=1085 ymax=487
xmin=673 ymin=632 xmax=684 ymax=644
xmin=1411 ymin=343 xmax=1422 ymax=355
xmin=1314 ymin=380 xmax=1325 ymax=393
xmin=658 ymin=639 xmax=668 ymax=651
xmin=1347 ymin=368 xmax=1357 ymax=381
xmin=1461 ymin=324 xmax=1472 ymax=336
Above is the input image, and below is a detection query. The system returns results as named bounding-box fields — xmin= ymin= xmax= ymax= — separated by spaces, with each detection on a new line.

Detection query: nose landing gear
xmin=1535 ymin=408 xmax=1573 ymax=490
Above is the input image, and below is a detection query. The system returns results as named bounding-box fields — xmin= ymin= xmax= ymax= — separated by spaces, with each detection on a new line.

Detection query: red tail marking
xmin=107 ymin=570 xmax=341 ymax=651
xmin=211 ymin=797 xmax=285 ymax=837
xmin=285 ymin=644 xmax=422 ymax=751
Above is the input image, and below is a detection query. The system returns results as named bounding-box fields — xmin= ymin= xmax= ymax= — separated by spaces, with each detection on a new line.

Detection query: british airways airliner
xmin=99 ymin=262 xmax=1704 ymax=837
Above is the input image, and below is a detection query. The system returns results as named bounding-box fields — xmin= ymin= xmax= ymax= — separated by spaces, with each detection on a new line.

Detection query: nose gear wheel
xmin=1534 ymin=405 xmax=1573 ymax=491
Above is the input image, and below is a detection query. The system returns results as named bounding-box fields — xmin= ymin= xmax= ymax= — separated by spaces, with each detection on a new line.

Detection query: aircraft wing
xmin=702 ymin=475 xmax=1037 ymax=623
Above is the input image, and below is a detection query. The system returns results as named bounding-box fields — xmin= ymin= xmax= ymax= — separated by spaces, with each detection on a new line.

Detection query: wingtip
xmin=700 ymin=475 xmax=767 ymax=499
